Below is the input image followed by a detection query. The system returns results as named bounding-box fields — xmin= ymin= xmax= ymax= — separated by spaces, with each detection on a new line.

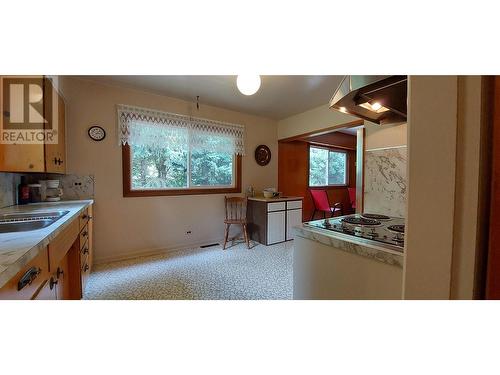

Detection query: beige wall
xmin=404 ymin=76 xmax=458 ymax=299
xmin=404 ymin=75 xmax=489 ymax=300
xmin=365 ymin=122 xmax=407 ymax=150
xmin=277 ymin=103 xmax=359 ymax=140
xmin=59 ymin=77 xmax=278 ymax=263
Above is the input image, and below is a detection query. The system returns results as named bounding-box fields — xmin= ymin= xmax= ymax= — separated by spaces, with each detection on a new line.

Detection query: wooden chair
xmin=309 ymin=189 xmax=343 ymax=220
xmin=223 ymin=197 xmax=250 ymax=249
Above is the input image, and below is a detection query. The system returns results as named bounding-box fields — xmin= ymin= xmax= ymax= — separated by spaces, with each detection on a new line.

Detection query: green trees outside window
xmin=309 ymin=146 xmax=347 ymax=186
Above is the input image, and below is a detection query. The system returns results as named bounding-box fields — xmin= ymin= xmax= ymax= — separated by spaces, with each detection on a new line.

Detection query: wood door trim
xmin=279 ymin=119 xmax=364 ymax=143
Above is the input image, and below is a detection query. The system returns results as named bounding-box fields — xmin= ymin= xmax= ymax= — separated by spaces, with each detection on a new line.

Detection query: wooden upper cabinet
xmin=44 ymin=78 xmax=66 ymax=173
xmin=0 ymin=76 xmax=66 ymax=173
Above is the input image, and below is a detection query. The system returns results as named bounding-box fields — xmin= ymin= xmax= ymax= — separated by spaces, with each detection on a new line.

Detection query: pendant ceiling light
xmin=236 ymin=75 xmax=261 ymax=95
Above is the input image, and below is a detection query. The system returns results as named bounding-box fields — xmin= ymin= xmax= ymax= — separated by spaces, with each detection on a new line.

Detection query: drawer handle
xmin=49 ymin=277 xmax=58 ymax=290
xmin=56 ymin=267 xmax=64 ymax=279
xmin=83 ymin=264 xmax=89 ymax=272
xmin=17 ymin=267 xmax=41 ymax=291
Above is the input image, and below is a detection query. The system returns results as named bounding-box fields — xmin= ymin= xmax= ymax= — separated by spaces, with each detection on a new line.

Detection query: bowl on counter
xmin=263 ymin=190 xmax=274 ymax=198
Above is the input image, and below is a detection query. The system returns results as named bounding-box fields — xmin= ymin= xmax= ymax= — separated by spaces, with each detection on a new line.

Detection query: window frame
xmin=307 ymin=144 xmax=349 ymax=188
xmin=122 ymin=144 xmax=242 ymax=197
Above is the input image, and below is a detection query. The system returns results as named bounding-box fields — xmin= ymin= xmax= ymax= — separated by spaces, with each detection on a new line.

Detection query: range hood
xmin=329 ymin=75 xmax=407 ymax=125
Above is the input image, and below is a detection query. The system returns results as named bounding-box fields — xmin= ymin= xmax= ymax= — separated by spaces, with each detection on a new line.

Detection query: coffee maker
xmin=41 ymin=180 xmax=63 ymax=202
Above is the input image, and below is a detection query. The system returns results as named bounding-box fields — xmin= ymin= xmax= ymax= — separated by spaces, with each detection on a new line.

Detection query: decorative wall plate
xmin=255 ymin=145 xmax=271 ymax=166
xmin=88 ymin=125 xmax=106 ymax=141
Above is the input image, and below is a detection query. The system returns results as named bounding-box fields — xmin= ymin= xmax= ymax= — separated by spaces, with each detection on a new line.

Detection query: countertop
xmin=293 ymin=221 xmax=404 ymax=268
xmin=0 ymin=200 xmax=93 ymax=289
xmin=248 ymin=196 xmax=303 ymax=202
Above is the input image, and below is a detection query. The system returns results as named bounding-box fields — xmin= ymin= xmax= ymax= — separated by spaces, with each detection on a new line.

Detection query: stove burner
xmin=387 ymin=225 xmax=405 ymax=234
xmin=341 ymin=217 xmax=381 ymax=226
xmin=361 ymin=213 xmax=391 ymax=220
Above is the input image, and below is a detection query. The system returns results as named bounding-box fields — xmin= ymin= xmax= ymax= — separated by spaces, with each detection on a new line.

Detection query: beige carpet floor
xmin=84 ymin=241 xmax=293 ymax=300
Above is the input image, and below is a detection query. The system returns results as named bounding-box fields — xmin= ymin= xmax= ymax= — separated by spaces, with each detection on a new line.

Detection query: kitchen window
xmin=308 ymin=146 xmax=348 ymax=187
xmin=118 ymin=105 xmax=244 ymax=196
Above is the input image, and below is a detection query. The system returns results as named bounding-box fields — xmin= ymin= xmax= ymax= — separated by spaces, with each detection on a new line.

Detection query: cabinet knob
xmin=83 ymin=264 xmax=89 ymax=272
xmin=28 ymin=164 xmax=34 ymax=169
xmin=82 ymin=231 xmax=88 ymax=237
xmin=49 ymin=277 xmax=58 ymax=290
xmin=56 ymin=267 xmax=64 ymax=279
xmin=82 ymin=247 xmax=89 ymax=255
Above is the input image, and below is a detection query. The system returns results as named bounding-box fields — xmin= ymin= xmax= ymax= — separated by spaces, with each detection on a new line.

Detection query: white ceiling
xmin=79 ymin=75 xmax=344 ymax=120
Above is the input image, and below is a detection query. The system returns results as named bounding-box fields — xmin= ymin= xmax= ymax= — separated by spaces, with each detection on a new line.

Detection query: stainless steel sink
xmin=0 ymin=210 xmax=69 ymax=234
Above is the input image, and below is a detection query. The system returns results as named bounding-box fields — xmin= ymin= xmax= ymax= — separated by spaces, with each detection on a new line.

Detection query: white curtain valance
xmin=117 ymin=104 xmax=246 ymax=155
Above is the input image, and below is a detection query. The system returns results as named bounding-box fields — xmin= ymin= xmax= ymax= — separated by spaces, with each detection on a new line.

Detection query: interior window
xmin=309 ymin=146 xmax=347 ymax=186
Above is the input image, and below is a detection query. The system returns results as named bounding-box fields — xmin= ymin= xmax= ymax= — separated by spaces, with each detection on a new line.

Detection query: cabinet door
xmin=81 ymin=254 xmax=90 ymax=293
xmin=0 ymin=75 xmax=45 ymax=172
xmin=44 ymin=78 xmax=66 ymax=174
xmin=267 ymin=211 xmax=285 ymax=245
xmin=286 ymin=209 xmax=303 ymax=241
xmin=87 ymin=205 xmax=94 ymax=271
xmin=54 ymin=252 xmax=70 ymax=300
xmin=33 ymin=278 xmax=57 ymax=300
xmin=0 ymin=246 xmax=50 ymax=300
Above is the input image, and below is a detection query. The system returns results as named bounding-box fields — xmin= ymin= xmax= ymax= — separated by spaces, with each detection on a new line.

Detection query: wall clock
xmin=88 ymin=125 xmax=106 ymax=141
xmin=255 ymin=145 xmax=271 ymax=166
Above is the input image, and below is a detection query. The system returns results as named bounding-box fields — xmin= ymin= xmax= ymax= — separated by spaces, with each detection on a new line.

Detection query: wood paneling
xmin=486 ymin=76 xmax=500 ymax=299
xmin=306 ymin=132 xmax=357 ymax=150
xmin=278 ymin=136 xmax=357 ymax=222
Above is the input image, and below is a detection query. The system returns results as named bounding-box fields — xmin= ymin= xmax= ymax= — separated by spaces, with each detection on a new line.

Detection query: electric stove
xmin=305 ymin=213 xmax=405 ymax=250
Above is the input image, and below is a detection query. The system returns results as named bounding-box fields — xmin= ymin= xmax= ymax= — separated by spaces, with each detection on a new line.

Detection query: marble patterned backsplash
xmin=364 ymin=146 xmax=407 ymax=218
xmin=0 ymin=173 xmax=94 ymax=208
xmin=59 ymin=174 xmax=95 ymax=200
xmin=0 ymin=173 xmax=21 ymax=208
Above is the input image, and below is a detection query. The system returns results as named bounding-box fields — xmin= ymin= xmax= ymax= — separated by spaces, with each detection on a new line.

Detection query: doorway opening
xmin=278 ymin=121 xmax=364 ymax=222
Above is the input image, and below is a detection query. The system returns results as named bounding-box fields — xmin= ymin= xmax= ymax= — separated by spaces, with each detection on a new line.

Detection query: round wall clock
xmin=255 ymin=145 xmax=271 ymax=166
xmin=88 ymin=126 xmax=106 ymax=141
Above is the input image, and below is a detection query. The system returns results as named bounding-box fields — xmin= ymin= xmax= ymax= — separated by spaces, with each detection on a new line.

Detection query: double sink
xmin=0 ymin=210 xmax=69 ymax=234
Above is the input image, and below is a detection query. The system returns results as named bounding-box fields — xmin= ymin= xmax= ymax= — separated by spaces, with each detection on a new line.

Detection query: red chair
xmin=348 ymin=187 xmax=356 ymax=211
xmin=309 ymin=189 xmax=343 ymax=220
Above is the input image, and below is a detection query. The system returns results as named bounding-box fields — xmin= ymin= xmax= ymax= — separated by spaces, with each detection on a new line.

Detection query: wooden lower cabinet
xmin=0 ymin=204 xmax=94 ymax=300
xmin=54 ymin=252 xmax=70 ymax=300
xmin=0 ymin=246 xmax=50 ymax=300
xmin=33 ymin=278 xmax=57 ymax=300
